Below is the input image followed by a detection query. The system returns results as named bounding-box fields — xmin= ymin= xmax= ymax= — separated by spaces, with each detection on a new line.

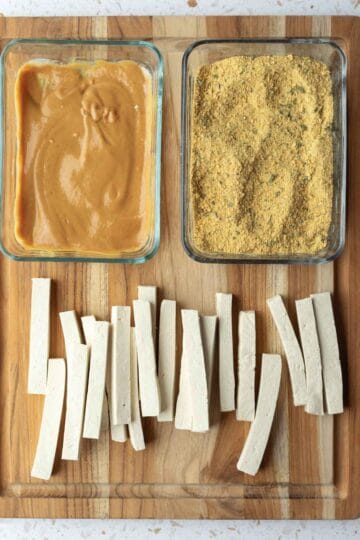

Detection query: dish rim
xmin=0 ymin=37 xmax=164 ymax=264
xmin=180 ymin=37 xmax=347 ymax=265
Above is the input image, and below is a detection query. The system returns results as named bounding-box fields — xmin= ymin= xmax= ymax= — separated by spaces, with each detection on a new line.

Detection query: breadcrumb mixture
xmin=190 ymin=55 xmax=334 ymax=255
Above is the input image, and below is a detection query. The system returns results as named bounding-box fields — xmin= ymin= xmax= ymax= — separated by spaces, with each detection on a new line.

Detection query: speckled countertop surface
xmin=2 ymin=0 xmax=360 ymax=16
xmin=1 ymin=0 xmax=359 ymax=538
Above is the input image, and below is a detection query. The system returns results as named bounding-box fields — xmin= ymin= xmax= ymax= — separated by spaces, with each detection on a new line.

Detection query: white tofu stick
xmin=31 ymin=358 xmax=66 ymax=480
xmin=110 ymin=421 xmax=128 ymax=442
xmin=82 ymin=316 xmax=107 ymax=435
xmin=82 ymin=315 xmax=127 ymax=442
xmin=83 ymin=321 xmax=110 ymax=439
xmin=174 ymin=352 xmax=192 ymax=430
xmin=62 ymin=343 xmax=89 ymax=460
xmin=295 ymin=298 xmax=324 ymax=415
xmin=133 ymin=299 xmax=160 ymax=417
xmin=311 ymin=292 xmax=343 ymax=414
xmin=182 ymin=310 xmax=209 ymax=432
xmin=28 ymin=278 xmax=51 ymax=394
xmin=59 ymin=310 xmax=82 ymax=357
xmin=107 ymin=353 xmax=128 ymax=443
xmin=158 ymin=300 xmax=176 ymax=422
xmin=267 ymin=295 xmax=307 ymax=406
xmin=216 ymin=293 xmax=235 ymax=412
xmin=138 ymin=286 xmax=157 ymax=340
xmin=237 ymin=354 xmax=282 ymax=476
xmin=128 ymin=328 xmax=145 ymax=451
xmin=60 ymin=310 xmax=83 ymax=412
xmin=200 ymin=315 xmax=217 ymax=403
xmin=99 ymin=325 xmax=126 ymax=441
xmin=111 ymin=306 xmax=131 ymax=425
xmin=81 ymin=315 xmax=96 ymax=345
xmin=237 ymin=311 xmax=256 ymax=422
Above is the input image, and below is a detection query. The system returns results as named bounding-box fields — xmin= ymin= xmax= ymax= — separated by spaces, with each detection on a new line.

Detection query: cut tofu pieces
xmin=216 ymin=293 xmax=235 ymax=412
xmin=28 ymin=278 xmax=51 ymax=394
xmin=128 ymin=328 xmax=145 ymax=451
xmin=311 ymin=292 xmax=343 ymax=414
xmin=175 ymin=313 xmax=216 ymax=431
xmin=181 ymin=310 xmax=209 ymax=432
xmin=237 ymin=354 xmax=282 ymax=476
xmin=174 ymin=310 xmax=209 ymax=433
xmin=83 ymin=321 xmax=110 ymax=439
xmin=82 ymin=314 xmax=127 ymax=442
xmin=267 ymin=295 xmax=307 ymax=406
xmin=237 ymin=311 xmax=256 ymax=422
xmin=60 ymin=310 xmax=83 ymax=412
xmin=175 ymin=314 xmax=212 ymax=431
xmin=200 ymin=315 xmax=217 ymax=403
xmin=111 ymin=306 xmax=131 ymax=425
xmin=295 ymin=298 xmax=324 ymax=415
xmin=31 ymin=358 xmax=66 ymax=480
xmin=110 ymin=424 xmax=128 ymax=443
xmin=62 ymin=343 xmax=89 ymax=460
xmin=133 ymin=299 xmax=160 ymax=417
xmin=174 ymin=351 xmax=192 ymax=430
xmin=59 ymin=310 xmax=82 ymax=358
xmin=81 ymin=315 xmax=96 ymax=345
xmin=158 ymin=300 xmax=177 ymax=422
xmin=138 ymin=286 xmax=157 ymax=340
xmin=107 ymin=368 xmax=128 ymax=443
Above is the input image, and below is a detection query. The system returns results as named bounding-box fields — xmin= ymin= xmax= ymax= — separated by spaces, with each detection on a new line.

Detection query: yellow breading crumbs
xmin=190 ymin=55 xmax=334 ymax=255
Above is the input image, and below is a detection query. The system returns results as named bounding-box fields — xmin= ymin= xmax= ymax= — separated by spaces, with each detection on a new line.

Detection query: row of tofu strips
xmin=28 ymin=280 xmax=343 ymax=480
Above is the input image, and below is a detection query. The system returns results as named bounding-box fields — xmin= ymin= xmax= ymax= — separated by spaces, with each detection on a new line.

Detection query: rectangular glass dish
xmin=0 ymin=39 xmax=163 ymax=263
xmin=181 ymin=39 xmax=347 ymax=264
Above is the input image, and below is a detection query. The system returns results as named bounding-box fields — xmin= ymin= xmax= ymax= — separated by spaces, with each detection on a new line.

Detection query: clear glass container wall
xmin=181 ymin=39 xmax=347 ymax=264
xmin=0 ymin=39 xmax=163 ymax=262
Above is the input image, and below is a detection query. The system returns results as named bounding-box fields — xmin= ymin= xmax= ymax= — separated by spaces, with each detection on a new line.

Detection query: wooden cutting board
xmin=0 ymin=15 xmax=359 ymax=520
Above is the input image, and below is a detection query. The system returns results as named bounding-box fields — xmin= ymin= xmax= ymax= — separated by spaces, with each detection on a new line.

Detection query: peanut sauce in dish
xmin=14 ymin=60 xmax=152 ymax=255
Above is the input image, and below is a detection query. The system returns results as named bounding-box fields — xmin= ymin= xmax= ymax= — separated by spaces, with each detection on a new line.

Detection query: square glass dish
xmin=181 ymin=39 xmax=347 ymax=264
xmin=0 ymin=39 xmax=163 ymax=263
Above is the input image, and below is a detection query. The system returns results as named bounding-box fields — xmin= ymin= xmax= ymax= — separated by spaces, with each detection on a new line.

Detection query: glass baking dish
xmin=181 ymin=39 xmax=347 ymax=264
xmin=0 ymin=38 xmax=163 ymax=263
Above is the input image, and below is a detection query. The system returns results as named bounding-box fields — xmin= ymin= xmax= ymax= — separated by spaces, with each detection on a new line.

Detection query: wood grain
xmin=0 ymin=15 xmax=358 ymax=519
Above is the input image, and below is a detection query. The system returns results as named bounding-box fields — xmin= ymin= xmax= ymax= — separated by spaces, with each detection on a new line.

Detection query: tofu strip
xmin=200 ymin=315 xmax=217 ymax=404
xmin=216 ymin=293 xmax=235 ymax=412
xmin=311 ymin=292 xmax=343 ymax=414
xmin=138 ymin=285 xmax=157 ymax=341
xmin=62 ymin=343 xmax=89 ymax=460
xmin=111 ymin=306 xmax=131 ymax=425
xmin=109 ymin=417 xmax=128 ymax=442
xmin=237 ymin=354 xmax=282 ymax=476
xmin=174 ymin=351 xmax=192 ymax=430
xmin=133 ymin=299 xmax=160 ymax=417
xmin=295 ymin=298 xmax=324 ymax=415
xmin=31 ymin=358 xmax=66 ymax=480
xmin=59 ymin=310 xmax=82 ymax=358
xmin=82 ymin=316 xmax=107 ymax=432
xmin=81 ymin=315 xmax=96 ymax=345
xmin=82 ymin=315 xmax=127 ymax=442
xmin=128 ymin=328 xmax=145 ymax=451
xmin=83 ymin=321 xmax=110 ymax=439
xmin=237 ymin=311 xmax=256 ymax=422
xmin=267 ymin=295 xmax=307 ymax=406
xmin=181 ymin=310 xmax=209 ymax=432
xmin=158 ymin=300 xmax=177 ymax=422
xmin=60 ymin=310 xmax=83 ymax=421
xmin=28 ymin=278 xmax=51 ymax=394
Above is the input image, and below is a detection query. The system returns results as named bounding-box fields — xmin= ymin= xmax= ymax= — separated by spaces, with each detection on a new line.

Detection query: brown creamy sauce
xmin=15 ymin=60 xmax=152 ymax=254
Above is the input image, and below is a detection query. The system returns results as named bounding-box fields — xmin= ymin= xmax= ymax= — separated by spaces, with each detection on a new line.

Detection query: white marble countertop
xmin=2 ymin=0 xmax=360 ymax=17
xmin=1 ymin=0 xmax=359 ymax=538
